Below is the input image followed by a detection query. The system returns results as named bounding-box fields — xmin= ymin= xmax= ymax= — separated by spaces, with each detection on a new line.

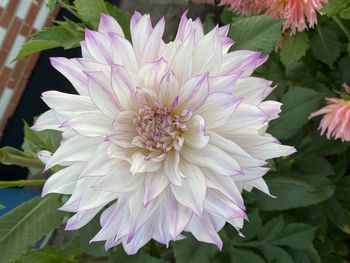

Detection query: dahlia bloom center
xmin=132 ymin=103 xmax=191 ymax=152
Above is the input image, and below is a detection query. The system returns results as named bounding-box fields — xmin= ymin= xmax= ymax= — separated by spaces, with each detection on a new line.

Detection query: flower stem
xmin=333 ymin=16 xmax=350 ymax=40
xmin=0 ymin=179 xmax=47 ymax=188
xmin=0 ymin=148 xmax=44 ymax=169
xmin=57 ymin=0 xmax=81 ymax=19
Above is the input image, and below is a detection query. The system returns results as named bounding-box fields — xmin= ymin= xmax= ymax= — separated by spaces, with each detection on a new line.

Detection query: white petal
xmin=50 ymin=57 xmax=88 ymax=95
xmin=171 ymin=161 xmax=206 ymax=215
xmin=203 ymin=168 xmax=244 ymax=208
xmin=65 ymin=207 xmax=102 ymax=230
xmin=42 ymin=163 xmax=84 ymax=196
xmin=258 ymin=101 xmax=282 ymax=121
xmin=61 ymin=112 xmax=112 ymax=137
xmin=111 ymin=65 xmax=138 ymax=111
xmin=45 ymin=136 xmax=101 ymax=170
xmin=159 ymin=70 xmax=179 ymax=108
xmin=197 ymin=92 xmax=242 ymax=129
xmin=187 ymin=213 xmax=223 ymax=249
xmin=130 ymin=152 xmax=162 ymax=175
xmin=42 ymin=91 xmax=95 ymax=114
xmin=209 ymin=73 xmax=241 ymax=93
xmin=164 ymin=150 xmax=183 ymax=186
xmin=84 ymin=29 xmax=113 ymax=64
xmin=142 ymin=17 xmax=165 ymax=63
xmin=183 ymin=115 xmax=209 ymax=149
xmin=169 ymin=33 xmax=194 ymax=86
xmin=220 ymin=103 xmax=267 ymax=131
xmin=32 ymin=110 xmax=61 ymax=131
xmin=98 ymin=13 xmax=124 ymax=36
xmin=85 ymin=71 xmax=121 ymax=118
xmin=233 ymin=77 xmax=274 ymax=104
xmin=217 ymin=51 xmax=266 ymax=77
xmin=193 ymin=27 xmax=222 ymax=73
xmin=178 ymin=73 xmax=209 ymax=111
xmin=110 ymin=111 xmax=137 ymax=148
xmin=138 ymin=58 xmax=168 ymax=92
xmin=108 ymin=32 xmax=139 ymax=72
xmin=130 ymin=12 xmax=153 ymax=61
xmin=205 ymin=189 xmax=246 ymax=219
xmin=143 ymin=169 xmax=169 ymax=206
xmin=181 ymin=144 xmax=243 ymax=176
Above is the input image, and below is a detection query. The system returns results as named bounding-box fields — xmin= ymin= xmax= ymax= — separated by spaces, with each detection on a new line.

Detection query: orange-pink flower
xmin=310 ymin=84 xmax=350 ymax=142
xmin=192 ymin=0 xmax=328 ymax=33
xmin=266 ymin=0 xmax=328 ymax=33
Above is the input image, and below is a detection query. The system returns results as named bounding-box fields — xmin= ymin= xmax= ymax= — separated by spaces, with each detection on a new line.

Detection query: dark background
xmin=0 ymin=8 xmax=83 ymax=180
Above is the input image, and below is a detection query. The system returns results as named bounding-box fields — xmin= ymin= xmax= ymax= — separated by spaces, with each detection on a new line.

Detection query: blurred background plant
xmin=0 ymin=0 xmax=350 ymax=262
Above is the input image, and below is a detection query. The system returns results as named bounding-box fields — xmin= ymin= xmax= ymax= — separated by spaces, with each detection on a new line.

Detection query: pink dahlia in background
xmin=192 ymin=0 xmax=327 ymax=33
xmin=265 ymin=0 xmax=328 ymax=33
xmin=33 ymin=11 xmax=295 ymax=254
xmin=310 ymin=84 xmax=350 ymax=142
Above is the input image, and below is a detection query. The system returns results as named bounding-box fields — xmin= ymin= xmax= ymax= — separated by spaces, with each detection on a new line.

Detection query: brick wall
xmin=0 ymin=0 xmax=60 ymax=136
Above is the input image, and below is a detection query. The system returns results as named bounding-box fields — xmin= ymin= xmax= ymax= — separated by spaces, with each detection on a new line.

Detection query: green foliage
xmin=280 ymin=32 xmax=309 ymax=66
xmin=16 ymin=19 xmax=84 ymax=60
xmin=17 ymin=0 xmax=131 ymax=60
xmin=174 ymin=235 xmax=217 ymax=263
xmin=44 ymin=0 xmax=58 ymax=12
xmin=310 ymin=26 xmax=340 ymax=67
xmin=74 ymin=0 xmax=109 ymax=29
xmin=0 ymin=195 xmax=64 ymax=263
xmin=229 ymin=16 xmax=284 ymax=55
xmin=248 ymin=174 xmax=335 ymax=211
xmin=269 ymin=88 xmax=321 ymax=140
xmin=110 ymin=248 xmax=167 ymax=263
xmin=78 ymin=215 xmax=105 ymax=256
xmin=16 ymin=247 xmax=79 ymax=263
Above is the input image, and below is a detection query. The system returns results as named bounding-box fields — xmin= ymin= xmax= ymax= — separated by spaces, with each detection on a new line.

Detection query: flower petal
xmin=197 ymin=92 xmax=242 ymax=129
xmin=178 ymin=73 xmax=209 ymax=111
xmin=98 ymin=13 xmax=124 ymax=36
xmin=171 ymin=161 xmax=206 ymax=215
xmin=181 ymin=144 xmax=243 ymax=176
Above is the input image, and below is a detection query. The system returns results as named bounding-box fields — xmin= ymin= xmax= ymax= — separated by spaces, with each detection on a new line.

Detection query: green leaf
xmin=267 ymin=223 xmax=317 ymax=249
xmin=241 ymin=210 xmax=262 ymax=240
xmin=79 ymin=215 xmax=105 ymax=256
xmin=322 ymin=0 xmax=349 ymax=16
xmin=16 ymin=247 xmax=79 ymax=263
xmin=268 ymin=87 xmax=321 ymax=140
xmin=261 ymin=246 xmax=294 ymax=263
xmin=0 ymin=195 xmax=64 ymax=263
xmin=16 ymin=19 xmax=84 ymax=60
xmin=230 ymin=248 xmax=265 ymax=263
xmin=0 ymin=203 xmax=5 ymax=210
xmin=288 ymin=246 xmax=321 ymax=263
xmin=229 ymin=16 xmax=284 ymax=55
xmin=294 ymin=154 xmax=334 ymax=176
xmin=45 ymin=0 xmax=57 ymax=12
xmin=301 ymin=134 xmax=349 ymax=156
xmin=0 ymin=146 xmax=44 ymax=170
xmin=310 ymin=26 xmax=340 ymax=67
xmin=324 ymin=197 xmax=350 ymax=234
xmin=74 ymin=0 xmax=108 ymax=29
xmin=109 ymin=249 xmax=166 ymax=263
xmin=174 ymin=234 xmax=217 ymax=263
xmin=280 ymin=32 xmax=309 ymax=66
xmin=340 ymin=6 xmax=350 ymax=19
xmin=251 ymin=173 xmax=335 ymax=211
xmin=22 ymin=121 xmax=61 ymax=155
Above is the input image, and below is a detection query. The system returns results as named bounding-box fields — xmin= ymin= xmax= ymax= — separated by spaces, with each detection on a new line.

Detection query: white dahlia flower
xmin=33 ymin=11 xmax=295 ymax=254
